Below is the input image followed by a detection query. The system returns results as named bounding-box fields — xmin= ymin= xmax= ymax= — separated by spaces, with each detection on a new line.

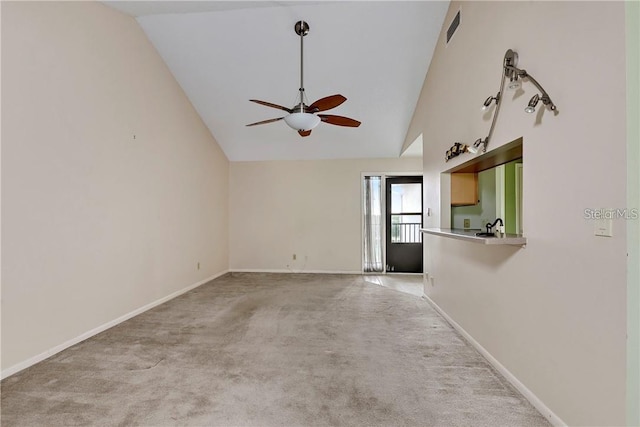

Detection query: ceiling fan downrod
xmin=294 ymin=20 xmax=309 ymax=113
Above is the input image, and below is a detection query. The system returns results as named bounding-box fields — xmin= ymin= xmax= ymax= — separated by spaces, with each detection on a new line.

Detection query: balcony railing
xmin=391 ymin=222 xmax=422 ymax=243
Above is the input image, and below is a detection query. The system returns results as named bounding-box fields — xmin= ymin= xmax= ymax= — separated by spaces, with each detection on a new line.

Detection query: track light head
xmin=508 ymin=76 xmax=521 ymax=90
xmin=467 ymin=138 xmax=486 ymax=154
xmin=541 ymin=94 xmax=557 ymax=111
xmin=482 ymin=96 xmax=494 ymax=111
xmin=525 ymin=94 xmax=540 ymax=113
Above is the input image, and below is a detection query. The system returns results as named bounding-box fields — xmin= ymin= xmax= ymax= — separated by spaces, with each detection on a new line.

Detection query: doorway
xmin=385 ymin=176 xmax=423 ymax=273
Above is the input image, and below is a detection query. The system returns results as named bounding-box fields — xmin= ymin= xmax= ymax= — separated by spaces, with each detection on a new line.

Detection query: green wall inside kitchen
xmin=504 ymin=159 xmax=522 ymax=234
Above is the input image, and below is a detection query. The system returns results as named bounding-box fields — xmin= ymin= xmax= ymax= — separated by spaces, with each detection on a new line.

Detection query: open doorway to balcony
xmin=362 ymin=174 xmax=423 ymax=274
xmin=385 ymin=176 xmax=423 ymax=273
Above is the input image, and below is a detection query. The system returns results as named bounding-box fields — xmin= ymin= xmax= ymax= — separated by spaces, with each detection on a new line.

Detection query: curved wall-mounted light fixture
xmin=450 ymin=49 xmax=558 ymax=160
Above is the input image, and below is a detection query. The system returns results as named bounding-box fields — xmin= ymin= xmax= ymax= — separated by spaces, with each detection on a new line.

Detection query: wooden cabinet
xmin=451 ymin=173 xmax=478 ymax=206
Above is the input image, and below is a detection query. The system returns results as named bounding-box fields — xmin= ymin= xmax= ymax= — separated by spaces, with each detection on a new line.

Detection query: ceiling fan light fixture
xmin=283 ymin=112 xmax=321 ymax=131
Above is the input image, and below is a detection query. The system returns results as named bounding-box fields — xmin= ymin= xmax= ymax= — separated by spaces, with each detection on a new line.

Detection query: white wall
xmin=406 ymin=2 xmax=627 ymax=425
xmin=230 ymin=158 xmax=421 ymax=273
xmin=1 ymin=2 xmax=229 ymax=372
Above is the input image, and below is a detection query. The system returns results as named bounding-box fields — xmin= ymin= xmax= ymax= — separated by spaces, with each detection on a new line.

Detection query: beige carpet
xmin=1 ymin=273 xmax=550 ymax=426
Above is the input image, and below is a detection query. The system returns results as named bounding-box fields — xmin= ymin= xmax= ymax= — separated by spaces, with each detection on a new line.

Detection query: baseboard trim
xmin=230 ymin=269 xmax=362 ymax=275
xmin=1 ymin=270 xmax=229 ymax=380
xmin=421 ymin=294 xmax=566 ymax=427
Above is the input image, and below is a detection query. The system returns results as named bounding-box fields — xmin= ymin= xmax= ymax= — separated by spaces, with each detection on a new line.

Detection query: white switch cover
xmin=595 ymin=218 xmax=613 ymax=237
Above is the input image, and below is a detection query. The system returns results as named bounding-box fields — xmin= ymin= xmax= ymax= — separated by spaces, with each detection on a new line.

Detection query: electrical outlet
xmin=463 ymin=218 xmax=470 ymax=229
xmin=293 ymin=254 xmax=297 ymax=260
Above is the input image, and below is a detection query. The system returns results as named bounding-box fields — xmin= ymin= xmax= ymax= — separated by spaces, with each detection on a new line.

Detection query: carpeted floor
xmin=1 ymin=273 xmax=550 ymax=426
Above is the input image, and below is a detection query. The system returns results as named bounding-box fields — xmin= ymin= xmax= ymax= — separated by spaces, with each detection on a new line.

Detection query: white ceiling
xmin=105 ymin=1 xmax=449 ymax=161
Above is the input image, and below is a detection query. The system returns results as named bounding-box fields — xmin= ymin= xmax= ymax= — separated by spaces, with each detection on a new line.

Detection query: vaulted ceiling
xmin=104 ymin=1 xmax=449 ymax=161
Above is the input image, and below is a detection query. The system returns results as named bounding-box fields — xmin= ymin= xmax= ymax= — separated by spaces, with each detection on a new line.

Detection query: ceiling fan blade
xmin=298 ymin=130 xmax=312 ymax=137
xmin=318 ymin=114 xmax=361 ymax=127
xmin=246 ymin=117 xmax=284 ymax=127
xmin=308 ymin=94 xmax=347 ymax=112
xmin=249 ymin=99 xmax=292 ymax=113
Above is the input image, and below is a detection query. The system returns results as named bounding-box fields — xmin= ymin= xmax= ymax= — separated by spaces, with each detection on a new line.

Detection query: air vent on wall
xmin=446 ymin=10 xmax=460 ymax=44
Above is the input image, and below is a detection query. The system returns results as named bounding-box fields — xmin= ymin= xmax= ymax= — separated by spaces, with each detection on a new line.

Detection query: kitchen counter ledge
xmin=420 ymin=228 xmax=527 ymax=246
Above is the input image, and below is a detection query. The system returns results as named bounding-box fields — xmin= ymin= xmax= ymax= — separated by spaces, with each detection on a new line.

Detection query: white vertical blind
xmin=363 ymin=176 xmax=383 ymax=272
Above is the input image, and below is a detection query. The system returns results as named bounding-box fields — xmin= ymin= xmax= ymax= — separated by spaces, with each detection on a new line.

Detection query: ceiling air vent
xmin=446 ymin=10 xmax=460 ymax=44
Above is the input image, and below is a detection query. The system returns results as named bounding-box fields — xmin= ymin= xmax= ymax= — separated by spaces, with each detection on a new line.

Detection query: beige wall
xmin=230 ymin=158 xmax=421 ymax=273
xmin=406 ymin=2 xmax=628 ymax=425
xmin=1 ymin=2 xmax=229 ymax=372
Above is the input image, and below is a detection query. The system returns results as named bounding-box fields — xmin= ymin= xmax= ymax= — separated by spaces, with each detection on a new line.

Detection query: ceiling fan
xmin=246 ymin=20 xmax=361 ymax=137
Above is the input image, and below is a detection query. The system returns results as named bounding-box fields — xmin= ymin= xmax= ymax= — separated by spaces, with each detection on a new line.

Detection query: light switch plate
xmin=595 ymin=218 xmax=613 ymax=237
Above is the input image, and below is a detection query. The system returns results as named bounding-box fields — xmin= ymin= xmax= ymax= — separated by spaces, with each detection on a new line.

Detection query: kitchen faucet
xmin=485 ymin=218 xmax=504 ymax=234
